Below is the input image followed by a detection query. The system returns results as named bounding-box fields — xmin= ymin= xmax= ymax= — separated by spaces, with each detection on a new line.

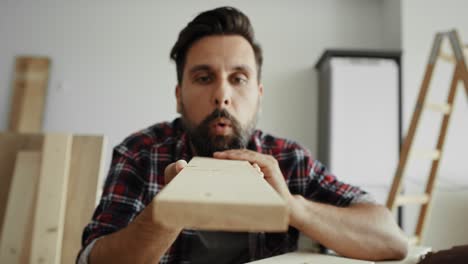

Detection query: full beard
xmin=181 ymin=106 xmax=259 ymax=157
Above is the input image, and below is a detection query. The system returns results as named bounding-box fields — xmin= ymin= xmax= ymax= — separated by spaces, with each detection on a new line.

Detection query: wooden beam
xmin=408 ymin=236 xmax=421 ymax=246
xmin=61 ymin=136 xmax=106 ymax=264
xmin=154 ymin=157 xmax=288 ymax=232
xmin=439 ymin=52 xmax=456 ymax=63
xmin=386 ymin=63 xmax=438 ymax=210
xmin=0 ymin=151 xmax=41 ymax=264
xmin=415 ymin=66 xmax=461 ymax=242
xmin=438 ymin=51 xmax=468 ymax=63
xmin=246 ymin=251 xmax=374 ymax=264
xmin=30 ymin=134 xmax=72 ymax=264
xmin=409 ymin=149 xmax=441 ymax=160
xmin=0 ymin=133 xmax=43 ymax=239
xmin=395 ymin=194 xmax=430 ymax=206
xmin=8 ymin=57 xmax=50 ymax=133
xmin=424 ymin=102 xmax=452 ymax=114
xmin=246 ymin=245 xmax=431 ymax=264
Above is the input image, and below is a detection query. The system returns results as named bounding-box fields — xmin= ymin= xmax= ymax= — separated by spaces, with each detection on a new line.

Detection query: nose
xmin=212 ymin=80 xmax=231 ymax=107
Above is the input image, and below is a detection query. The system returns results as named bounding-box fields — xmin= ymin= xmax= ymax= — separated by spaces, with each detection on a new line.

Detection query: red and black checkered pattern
xmin=79 ymin=118 xmax=367 ymax=263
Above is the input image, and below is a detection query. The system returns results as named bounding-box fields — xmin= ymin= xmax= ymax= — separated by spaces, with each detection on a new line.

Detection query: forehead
xmin=184 ymin=35 xmax=257 ymax=71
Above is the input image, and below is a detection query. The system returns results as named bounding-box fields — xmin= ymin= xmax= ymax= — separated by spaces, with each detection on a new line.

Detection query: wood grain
xmin=0 ymin=151 xmax=41 ymax=264
xmin=154 ymin=157 xmax=288 ymax=232
xmin=0 ymin=133 xmax=43 ymax=240
xmin=30 ymin=134 xmax=72 ymax=264
xmin=246 ymin=251 xmax=374 ymax=264
xmin=61 ymin=135 xmax=106 ymax=264
xmin=8 ymin=57 xmax=50 ymax=133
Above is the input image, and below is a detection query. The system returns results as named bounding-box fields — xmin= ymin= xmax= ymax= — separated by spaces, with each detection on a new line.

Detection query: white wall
xmin=401 ymin=0 xmax=468 ymax=250
xmin=0 ymin=0 xmax=387 ymax=167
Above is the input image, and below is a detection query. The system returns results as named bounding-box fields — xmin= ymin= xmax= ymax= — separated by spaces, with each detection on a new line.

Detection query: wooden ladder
xmin=386 ymin=29 xmax=468 ymax=245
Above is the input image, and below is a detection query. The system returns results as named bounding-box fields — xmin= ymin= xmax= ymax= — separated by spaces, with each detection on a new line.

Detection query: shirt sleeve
xmin=77 ymin=146 xmax=148 ymax=261
xmin=304 ymin=157 xmax=371 ymax=207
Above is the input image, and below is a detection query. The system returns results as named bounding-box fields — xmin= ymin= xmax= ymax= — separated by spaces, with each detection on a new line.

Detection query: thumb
xmin=175 ymin=160 xmax=188 ymax=173
xmin=164 ymin=160 xmax=187 ymax=184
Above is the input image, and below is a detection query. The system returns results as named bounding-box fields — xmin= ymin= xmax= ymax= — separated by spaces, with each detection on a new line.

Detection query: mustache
xmin=202 ymin=108 xmax=238 ymax=126
xmin=181 ymin=106 xmax=256 ymax=156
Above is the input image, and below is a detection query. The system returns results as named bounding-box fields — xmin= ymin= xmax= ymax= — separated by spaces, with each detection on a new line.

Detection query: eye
xmin=194 ymin=74 xmax=213 ymax=84
xmin=231 ymin=74 xmax=248 ymax=85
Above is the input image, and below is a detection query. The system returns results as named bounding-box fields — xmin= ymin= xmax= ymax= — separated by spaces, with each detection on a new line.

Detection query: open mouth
xmin=212 ymin=118 xmax=232 ymax=134
xmin=217 ymin=118 xmax=231 ymax=126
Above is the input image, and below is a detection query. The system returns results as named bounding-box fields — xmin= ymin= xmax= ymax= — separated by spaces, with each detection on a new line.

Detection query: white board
xmin=329 ymin=58 xmax=400 ymax=204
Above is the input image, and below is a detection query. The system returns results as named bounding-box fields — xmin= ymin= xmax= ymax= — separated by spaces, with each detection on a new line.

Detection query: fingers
xmin=252 ymin=163 xmax=261 ymax=172
xmin=252 ymin=163 xmax=264 ymax=178
xmin=164 ymin=159 xmax=187 ymax=184
xmin=213 ymin=149 xmax=265 ymax=166
xmin=214 ymin=150 xmax=290 ymax=199
xmin=175 ymin=160 xmax=188 ymax=173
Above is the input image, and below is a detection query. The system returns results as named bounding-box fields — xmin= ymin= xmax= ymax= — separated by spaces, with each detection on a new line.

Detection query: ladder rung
xmin=424 ymin=102 xmax=452 ymax=114
xmin=410 ymin=150 xmax=441 ymax=160
xmin=387 ymin=31 xmax=465 ymax=250
xmin=438 ymin=51 xmax=468 ymax=63
xmin=439 ymin=52 xmax=455 ymax=63
xmin=408 ymin=236 xmax=421 ymax=245
xmin=396 ymin=194 xmax=430 ymax=205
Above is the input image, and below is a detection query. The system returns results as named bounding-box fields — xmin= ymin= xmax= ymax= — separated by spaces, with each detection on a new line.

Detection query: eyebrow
xmin=231 ymin=64 xmax=254 ymax=73
xmin=188 ymin=64 xmax=212 ymax=75
xmin=188 ymin=64 xmax=254 ymax=75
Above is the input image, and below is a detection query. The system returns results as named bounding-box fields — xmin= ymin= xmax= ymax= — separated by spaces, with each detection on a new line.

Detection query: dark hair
xmin=170 ymin=6 xmax=263 ymax=84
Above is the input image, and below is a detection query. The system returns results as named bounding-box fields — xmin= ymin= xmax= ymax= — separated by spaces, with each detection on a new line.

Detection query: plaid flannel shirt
xmin=79 ymin=118 xmax=368 ymax=263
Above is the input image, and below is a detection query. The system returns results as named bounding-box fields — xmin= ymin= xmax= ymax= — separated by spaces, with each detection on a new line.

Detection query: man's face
xmin=176 ymin=35 xmax=263 ymax=156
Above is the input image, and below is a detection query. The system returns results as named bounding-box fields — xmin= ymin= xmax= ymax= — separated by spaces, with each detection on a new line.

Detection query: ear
xmin=175 ymin=85 xmax=182 ymax=114
xmin=258 ymin=82 xmax=264 ymax=97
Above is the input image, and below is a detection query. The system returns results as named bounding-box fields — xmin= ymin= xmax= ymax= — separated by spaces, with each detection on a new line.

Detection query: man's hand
xmin=89 ymin=160 xmax=188 ymax=264
xmin=214 ymin=150 xmax=408 ymax=261
xmin=213 ymin=149 xmax=292 ymax=200
xmin=133 ymin=159 xmax=188 ymax=230
xmin=123 ymin=159 xmax=188 ymax=240
xmin=164 ymin=160 xmax=188 ymax=184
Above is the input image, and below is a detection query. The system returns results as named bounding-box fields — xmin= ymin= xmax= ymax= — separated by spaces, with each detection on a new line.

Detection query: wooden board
xmin=0 ymin=151 xmax=41 ymax=264
xmin=30 ymin=134 xmax=72 ymax=264
xmin=61 ymin=135 xmax=106 ymax=264
xmin=0 ymin=133 xmax=43 ymax=239
xmin=379 ymin=246 xmax=431 ymax=264
xmin=246 ymin=251 xmax=374 ymax=264
xmin=154 ymin=157 xmax=288 ymax=231
xmin=8 ymin=57 xmax=50 ymax=133
xmin=246 ymin=246 xmax=431 ymax=264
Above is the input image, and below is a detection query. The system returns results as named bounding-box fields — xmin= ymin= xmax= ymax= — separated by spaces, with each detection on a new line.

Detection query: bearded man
xmin=78 ymin=6 xmax=408 ymax=264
